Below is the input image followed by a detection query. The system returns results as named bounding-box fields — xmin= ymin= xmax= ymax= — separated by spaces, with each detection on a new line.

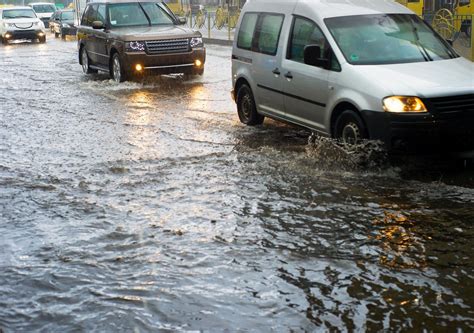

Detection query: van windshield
xmin=32 ymin=4 xmax=56 ymax=13
xmin=325 ymin=14 xmax=458 ymax=65
xmin=108 ymin=2 xmax=174 ymax=27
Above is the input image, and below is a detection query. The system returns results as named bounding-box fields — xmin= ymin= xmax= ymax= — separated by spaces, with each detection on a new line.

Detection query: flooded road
xmin=1 ymin=36 xmax=473 ymax=332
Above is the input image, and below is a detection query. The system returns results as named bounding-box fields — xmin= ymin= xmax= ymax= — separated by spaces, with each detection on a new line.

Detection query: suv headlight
xmin=383 ymin=96 xmax=427 ymax=113
xmin=125 ymin=41 xmax=145 ymax=52
xmin=190 ymin=37 xmax=203 ymax=48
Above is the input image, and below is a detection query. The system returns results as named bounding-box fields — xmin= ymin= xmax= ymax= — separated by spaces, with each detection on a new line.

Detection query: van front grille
xmin=425 ymin=94 xmax=474 ymax=118
xmin=145 ymin=38 xmax=190 ymax=55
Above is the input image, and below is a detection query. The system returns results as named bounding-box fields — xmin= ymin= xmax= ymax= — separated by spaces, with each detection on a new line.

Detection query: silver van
xmin=231 ymin=0 xmax=474 ymax=151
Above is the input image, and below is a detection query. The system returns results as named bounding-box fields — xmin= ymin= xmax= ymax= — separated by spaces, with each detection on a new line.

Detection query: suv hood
xmin=109 ymin=25 xmax=200 ymax=41
xmin=4 ymin=17 xmax=42 ymax=28
xmin=353 ymin=57 xmax=474 ymax=97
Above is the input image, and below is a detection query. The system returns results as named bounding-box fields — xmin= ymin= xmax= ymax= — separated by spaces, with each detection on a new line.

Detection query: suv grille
xmin=425 ymin=94 xmax=474 ymax=117
xmin=145 ymin=39 xmax=190 ymax=55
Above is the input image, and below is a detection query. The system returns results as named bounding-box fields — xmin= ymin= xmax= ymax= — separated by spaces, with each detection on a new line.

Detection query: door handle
xmin=284 ymin=72 xmax=293 ymax=79
xmin=272 ymin=68 xmax=281 ymax=76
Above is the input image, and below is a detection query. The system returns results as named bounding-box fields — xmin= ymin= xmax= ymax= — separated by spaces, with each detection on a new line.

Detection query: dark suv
xmin=77 ymin=0 xmax=206 ymax=82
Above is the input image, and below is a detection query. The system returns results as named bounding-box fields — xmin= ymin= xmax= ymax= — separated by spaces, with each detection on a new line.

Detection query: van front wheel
xmin=334 ymin=110 xmax=368 ymax=145
xmin=236 ymin=84 xmax=264 ymax=125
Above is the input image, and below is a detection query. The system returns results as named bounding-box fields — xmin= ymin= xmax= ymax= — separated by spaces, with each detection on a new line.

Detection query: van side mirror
xmin=92 ymin=20 xmax=105 ymax=29
xmin=177 ymin=17 xmax=187 ymax=25
xmin=304 ymin=44 xmax=330 ymax=69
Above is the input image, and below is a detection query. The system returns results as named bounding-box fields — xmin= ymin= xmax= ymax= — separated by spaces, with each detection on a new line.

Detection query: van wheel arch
xmin=330 ymin=103 xmax=368 ymax=139
xmin=234 ymin=77 xmax=251 ymax=101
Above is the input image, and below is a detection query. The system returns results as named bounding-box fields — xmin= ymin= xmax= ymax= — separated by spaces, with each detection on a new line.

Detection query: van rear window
xmin=237 ymin=13 xmax=258 ymax=50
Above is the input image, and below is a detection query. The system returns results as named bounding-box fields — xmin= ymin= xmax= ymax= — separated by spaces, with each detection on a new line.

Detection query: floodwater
xmin=0 ymin=36 xmax=473 ymax=332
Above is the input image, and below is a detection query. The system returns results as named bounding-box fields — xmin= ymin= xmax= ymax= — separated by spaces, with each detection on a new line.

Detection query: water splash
xmin=306 ymin=134 xmax=389 ymax=171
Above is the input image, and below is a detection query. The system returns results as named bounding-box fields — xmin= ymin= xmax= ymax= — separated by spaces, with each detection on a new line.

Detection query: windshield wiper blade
xmin=410 ymin=20 xmax=432 ymax=62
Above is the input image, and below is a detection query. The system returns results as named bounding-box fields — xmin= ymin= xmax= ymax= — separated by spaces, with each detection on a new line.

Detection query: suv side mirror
xmin=92 ymin=20 xmax=105 ymax=29
xmin=304 ymin=44 xmax=330 ymax=69
xmin=177 ymin=17 xmax=187 ymax=25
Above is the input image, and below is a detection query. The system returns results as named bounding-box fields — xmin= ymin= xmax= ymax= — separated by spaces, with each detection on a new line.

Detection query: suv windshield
xmin=61 ymin=11 xmax=74 ymax=20
xmin=325 ymin=14 xmax=458 ymax=65
xmin=3 ymin=9 xmax=36 ymax=19
xmin=108 ymin=2 xmax=174 ymax=27
xmin=32 ymin=4 xmax=56 ymax=13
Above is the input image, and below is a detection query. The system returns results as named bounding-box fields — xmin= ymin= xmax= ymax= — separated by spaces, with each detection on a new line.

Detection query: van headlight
xmin=125 ymin=41 xmax=145 ymax=52
xmin=383 ymin=96 xmax=427 ymax=113
xmin=190 ymin=37 xmax=203 ymax=48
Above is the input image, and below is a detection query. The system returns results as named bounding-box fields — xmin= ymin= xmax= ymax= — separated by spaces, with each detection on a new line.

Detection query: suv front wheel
xmin=111 ymin=53 xmax=128 ymax=83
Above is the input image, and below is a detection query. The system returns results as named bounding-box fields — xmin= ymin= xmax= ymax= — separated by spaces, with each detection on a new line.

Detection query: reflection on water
xmin=373 ymin=211 xmax=427 ymax=270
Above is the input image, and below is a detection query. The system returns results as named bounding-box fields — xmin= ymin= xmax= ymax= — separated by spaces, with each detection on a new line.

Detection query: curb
xmin=203 ymin=37 xmax=233 ymax=46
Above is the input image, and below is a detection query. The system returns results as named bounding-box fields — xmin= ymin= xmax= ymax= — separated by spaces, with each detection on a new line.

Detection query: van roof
xmin=245 ymin=0 xmax=412 ymax=18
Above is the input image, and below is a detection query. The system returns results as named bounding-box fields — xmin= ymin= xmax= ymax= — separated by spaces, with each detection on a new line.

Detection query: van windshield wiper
xmin=409 ymin=19 xmax=432 ymax=61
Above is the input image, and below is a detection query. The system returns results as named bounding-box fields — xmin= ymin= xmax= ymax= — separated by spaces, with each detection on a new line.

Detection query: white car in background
xmin=28 ymin=2 xmax=56 ymax=28
xmin=0 ymin=6 xmax=46 ymax=44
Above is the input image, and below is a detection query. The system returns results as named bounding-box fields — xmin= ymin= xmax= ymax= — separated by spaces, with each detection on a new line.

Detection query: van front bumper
xmin=361 ymin=110 xmax=474 ymax=152
xmin=122 ymin=48 xmax=206 ymax=75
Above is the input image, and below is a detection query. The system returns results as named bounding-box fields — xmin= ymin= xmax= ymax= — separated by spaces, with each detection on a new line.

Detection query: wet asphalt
xmin=0 ymin=34 xmax=473 ymax=332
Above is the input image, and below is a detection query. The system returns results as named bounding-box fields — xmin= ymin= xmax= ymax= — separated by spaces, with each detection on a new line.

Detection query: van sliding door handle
xmin=284 ymin=72 xmax=293 ymax=79
xmin=272 ymin=68 xmax=281 ymax=76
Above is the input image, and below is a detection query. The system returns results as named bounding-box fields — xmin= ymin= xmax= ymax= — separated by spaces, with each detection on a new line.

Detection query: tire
xmin=80 ymin=47 xmax=97 ymax=74
xmin=61 ymin=32 xmax=66 ymax=40
xmin=55 ymin=32 xmax=59 ymax=38
xmin=195 ymin=68 xmax=204 ymax=76
xmin=111 ymin=53 xmax=128 ymax=83
xmin=236 ymin=84 xmax=264 ymax=126
xmin=334 ymin=110 xmax=368 ymax=145
xmin=39 ymin=36 xmax=46 ymax=43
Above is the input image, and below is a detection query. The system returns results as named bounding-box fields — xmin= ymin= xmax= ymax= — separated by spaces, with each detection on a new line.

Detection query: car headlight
xmin=190 ymin=37 xmax=203 ymax=48
xmin=62 ymin=23 xmax=70 ymax=28
xmin=383 ymin=96 xmax=427 ymax=113
xmin=125 ymin=41 xmax=145 ymax=52
xmin=4 ymin=23 xmax=15 ymax=28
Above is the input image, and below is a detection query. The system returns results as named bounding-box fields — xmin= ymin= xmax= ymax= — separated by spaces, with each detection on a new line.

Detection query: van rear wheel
xmin=236 ymin=84 xmax=264 ymax=125
xmin=334 ymin=110 xmax=368 ymax=145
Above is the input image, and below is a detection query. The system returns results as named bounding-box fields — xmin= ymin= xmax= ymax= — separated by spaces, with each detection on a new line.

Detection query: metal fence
xmin=427 ymin=11 xmax=473 ymax=60
xmin=184 ymin=9 xmax=240 ymax=41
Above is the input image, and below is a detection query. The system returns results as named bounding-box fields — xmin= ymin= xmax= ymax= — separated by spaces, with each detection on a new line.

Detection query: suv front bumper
xmin=3 ymin=29 xmax=45 ymax=41
xmin=122 ymin=48 xmax=206 ymax=75
xmin=361 ymin=110 xmax=474 ymax=152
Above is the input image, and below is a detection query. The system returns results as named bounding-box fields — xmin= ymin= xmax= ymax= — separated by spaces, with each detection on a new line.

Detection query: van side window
xmin=289 ymin=17 xmax=340 ymax=71
xmin=254 ymin=14 xmax=284 ymax=55
xmin=237 ymin=13 xmax=258 ymax=50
